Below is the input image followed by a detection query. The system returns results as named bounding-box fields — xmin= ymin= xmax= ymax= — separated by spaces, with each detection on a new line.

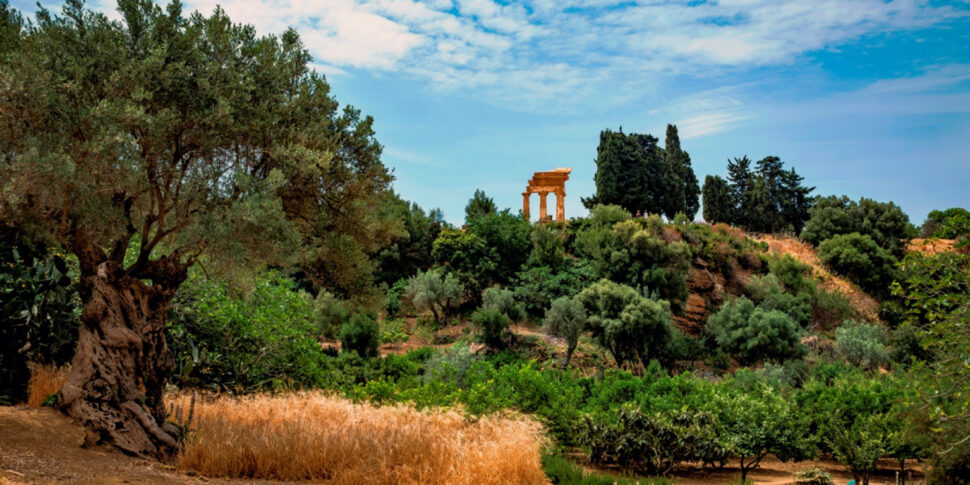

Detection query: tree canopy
xmin=0 ymin=0 xmax=394 ymax=457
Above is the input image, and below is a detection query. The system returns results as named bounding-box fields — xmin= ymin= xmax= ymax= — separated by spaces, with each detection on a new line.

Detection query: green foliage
xmin=543 ymin=297 xmax=587 ymax=368
xmin=467 ymin=209 xmax=531 ymax=284
xmin=404 ymin=269 xmax=463 ymax=323
xmin=575 ymin=217 xmax=691 ymax=312
xmin=890 ymin=251 xmax=970 ymax=482
xmin=512 ymin=262 xmax=593 ymax=318
xmin=745 ymin=274 xmax=813 ymax=328
xmin=378 ymin=318 xmax=409 ymax=345
xmin=719 ymin=156 xmax=814 ymax=233
xmin=576 ymin=279 xmax=676 ymax=366
xmin=311 ymin=290 xmax=351 ymax=340
xmin=0 ymin=246 xmax=79 ymax=403
xmin=471 ymin=308 xmax=510 ymax=350
xmin=712 ymin=385 xmax=815 ymax=480
xmin=527 ymin=224 xmax=568 ymax=270
xmin=583 ymin=405 xmax=717 ymax=475
xmin=702 ymin=175 xmax=733 ymax=223
xmin=542 ymin=452 xmax=663 ymax=485
xmin=166 ymin=271 xmax=332 ymax=391
xmin=582 ymin=129 xmax=665 ymax=216
xmin=431 ymin=228 xmax=495 ymax=303
xmin=707 ymin=297 xmax=805 ymax=364
xmin=833 ymin=321 xmax=889 ymax=370
xmin=481 ymin=287 xmax=525 ymax=322
xmin=792 ymin=466 xmax=833 ymax=485
xmin=464 ymin=189 xmax=498 ymax=223
xmin=826 ymin=412 xmax=897 ymax=485
xmin=817 ymin=233 xmax=897 ymax=297
xmin=801 ymin=196 xmax=912 ymax=254
xmin=589 ymin=204 xmax=631 ymax=227
xmin=662 ymin=124 xmax=700 ymax=220
xmin=340 ymin=313 xmax=380 ymax=358
xmin=374 ymin=195 xmax=444 ymax=287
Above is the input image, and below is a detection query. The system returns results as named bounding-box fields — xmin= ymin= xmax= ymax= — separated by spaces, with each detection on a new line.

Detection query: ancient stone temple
xmin=523 ymin=168 xmax=571 ymax=222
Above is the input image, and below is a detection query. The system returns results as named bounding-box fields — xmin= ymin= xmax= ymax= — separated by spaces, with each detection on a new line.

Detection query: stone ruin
xmin=522 ymin=168 xmax=571 ymax=222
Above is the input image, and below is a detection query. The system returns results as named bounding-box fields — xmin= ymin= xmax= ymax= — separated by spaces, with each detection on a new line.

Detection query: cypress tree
xmin=727 ymin=156 xmax=753 ymax=226
xmin=702 ymin=175 xmax=733 ymax=224
xmin=661 ymin=124 xmax=686 ymax=219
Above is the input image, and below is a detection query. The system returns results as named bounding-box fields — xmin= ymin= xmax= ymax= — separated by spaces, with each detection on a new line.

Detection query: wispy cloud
xmin=76 ymin=0 xmax=967 ymax=113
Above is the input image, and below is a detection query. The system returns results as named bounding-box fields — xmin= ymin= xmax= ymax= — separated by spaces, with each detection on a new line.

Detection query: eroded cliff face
xmin=673 ymin=257 xmax=754 ymax=336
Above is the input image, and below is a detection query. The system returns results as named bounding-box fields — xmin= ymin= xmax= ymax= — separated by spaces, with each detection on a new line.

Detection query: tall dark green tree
xmin=583 ymin=128 xmax=660 ymax=214
xmin=1 ymin=0 xmax=393 ymax=458
xmin=661 ymin=124 xmax=699 ymax=220
xmin=727 ymin=156 xmax=754 ymax=226
xmin=702 ymin=175 xmax=733 ymax=224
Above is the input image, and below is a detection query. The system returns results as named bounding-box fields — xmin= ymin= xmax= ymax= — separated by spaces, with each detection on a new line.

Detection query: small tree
xmin=707 ymin=297 xmax=805 ymax=364
xmin=464 ymin=189 xmax=498 ymax=223
xmin=481 ymin=287 xmax=526 ymax=322
xmin=575 ymin=279 xmax=674 ymax=366
xmin=543 ymin=297 xmax=587 ymax=368
xmin=818 ymin=233 xmax=897 ymax=297
xmin=834 ymin=320 xmax=889 ymax=370
xmin=339 ymin=313 xmax=379 ymax=358
xmin=827 ymin=412 xmax=896 ymax=485
xmin=471 ymin=308 xmax=510 ymax=350
xmin=404 ymin=269 xmax=463 ymax=323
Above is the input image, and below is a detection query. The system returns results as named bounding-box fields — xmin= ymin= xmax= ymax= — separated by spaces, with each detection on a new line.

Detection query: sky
xmin=13 ymin=0 xmax=970 ymax=226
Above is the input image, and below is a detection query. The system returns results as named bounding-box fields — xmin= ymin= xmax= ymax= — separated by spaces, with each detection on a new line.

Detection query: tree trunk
xmin=59 ymin=260 xmax=181 ymax=460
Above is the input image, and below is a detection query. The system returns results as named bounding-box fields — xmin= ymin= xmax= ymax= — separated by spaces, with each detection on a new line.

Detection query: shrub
xmin=472 ymin=309 xmax=511 ymax=350
xmin=378 ymin=318 xmax=409 ymax=345
xmin=745 ymin=274 xmax=812 ymax=328
xmin=527 ymin=224 xmax=568 ymax=269
xmin=312 ymin=290 xmax=351 ymax=340
xmin=543 ymin=297 xmax=587 ymax=368
xmin=834 ymin=321 xmax=889 ymax=370
xmin=811 ymin=288 xmax=856 ymax=329
xmin=707 ymin=297 xmax=805 ymax=364
xmin=583 ymin=405 xmax=716 ymax=476
xmin=801 ymin=195 xmax=912 ymax=254
xmin=818 ymin=233 xmax=897 ymax=297
xmin=167 ymin=271 xmax=332 ymax=391
xmin=0 ymin=248 xmax=79 ymax=404
xmin=340 ymin=314 xmax=380 ymax=358
xmin=404 ymin=269 xmax=463 ymax=323
xmin=431 ymin=228 xmax=495 ymax=303
xmin=512 ymin=262 xmax=592 ymax=318
xmin=826 ymin=412 xmax=897 ymax=485
xmin=481 ymin=287 xmax=525 ymax=322
xmin=466 ymin=209 xmax=532 ymax=284
xmin=576 ymin=279 xmax=675 ymax=366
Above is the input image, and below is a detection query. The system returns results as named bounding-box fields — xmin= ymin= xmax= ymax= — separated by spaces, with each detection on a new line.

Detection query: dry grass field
xmin=171 ymin=392 xmax=549 ymax=484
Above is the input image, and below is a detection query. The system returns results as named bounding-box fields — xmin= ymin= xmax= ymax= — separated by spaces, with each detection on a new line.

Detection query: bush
xmin=512 ymin=262 xmax=593 ymax=318
xmin=431 ymin=229 xmax=495 ymax=303
xmin=312 ymin=290 xmax=351 ymax=339
xmin=576 ymin=279 xmax=675 ymax=366
xmin=378 ymin=318 xmax=409 ymax=345
xmin=0 ymin=248 xmax=79 ymax=404
xmin=707 ymin=297 xmax=805 ymax=364
xmin=167 ymin=271 xmax=332 ymax=391
xmin=745 ymin=274 xmax=812 ymax=328
xmin=404 ymin=269 xmax=463 ymax=323
xmin=543 ymin=297 xmax=587 ymax=368
xmin=834 ymin=321 xmax=889 ymax=370
xmin=817 ymin=233 xmax=896 ymax=297
xmin=801 ymin=195 xmax=912 ymax=254
xmin=583 ymin=405 xmax=716 ymax=476
xmin=472 ymin=309 xmax=510 ymax=350
xmin=466 ymin=210 xmax=532 ymax=284
xmin=481 ymin=287 xmax=525 ymax=322
xmin=340 ymin=313 xmax=380 ymax=358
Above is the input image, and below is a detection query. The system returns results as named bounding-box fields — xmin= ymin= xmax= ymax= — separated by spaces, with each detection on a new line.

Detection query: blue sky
xmin=14 ymin=0 xmax=970 ymax=226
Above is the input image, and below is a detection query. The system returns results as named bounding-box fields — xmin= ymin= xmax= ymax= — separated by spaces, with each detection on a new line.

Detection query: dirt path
xmin=0 ymin=406 xmax=277 ymax=485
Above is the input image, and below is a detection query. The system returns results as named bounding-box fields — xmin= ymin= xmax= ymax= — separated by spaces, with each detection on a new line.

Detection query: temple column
xmin=522 ymin=192 xmax=531 ymax=220
xmin=538 ymin=191 xmax=548 ymax=221
xmin=555 ymin=190 xmax=565 ymax=221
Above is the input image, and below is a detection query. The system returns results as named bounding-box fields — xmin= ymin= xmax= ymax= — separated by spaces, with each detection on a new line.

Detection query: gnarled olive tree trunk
xmin=59 ymin=259 xmax=184 ymax=460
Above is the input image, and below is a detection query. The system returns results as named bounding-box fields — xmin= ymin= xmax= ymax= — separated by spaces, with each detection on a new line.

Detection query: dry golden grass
xmin=907 ymin=238 xmax=958 ymax=256
xmin=26 ymin=364 xmax=70 ymax=407
xmin=755 ymin=233 xmax=880 ymax=320
xmin=172 ymin=392 xmax=549 ymax=484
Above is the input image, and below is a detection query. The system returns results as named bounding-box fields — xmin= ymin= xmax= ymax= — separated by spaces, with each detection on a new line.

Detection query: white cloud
xmin=87 ymin=0 xmax=966 ymax=112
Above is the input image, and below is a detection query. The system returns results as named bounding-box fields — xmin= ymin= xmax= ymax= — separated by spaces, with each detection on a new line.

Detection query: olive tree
xmin=543 ymin=296 xmax=587 ymax=368
xmin=0 ymin=1 xmax=392 ymax=458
